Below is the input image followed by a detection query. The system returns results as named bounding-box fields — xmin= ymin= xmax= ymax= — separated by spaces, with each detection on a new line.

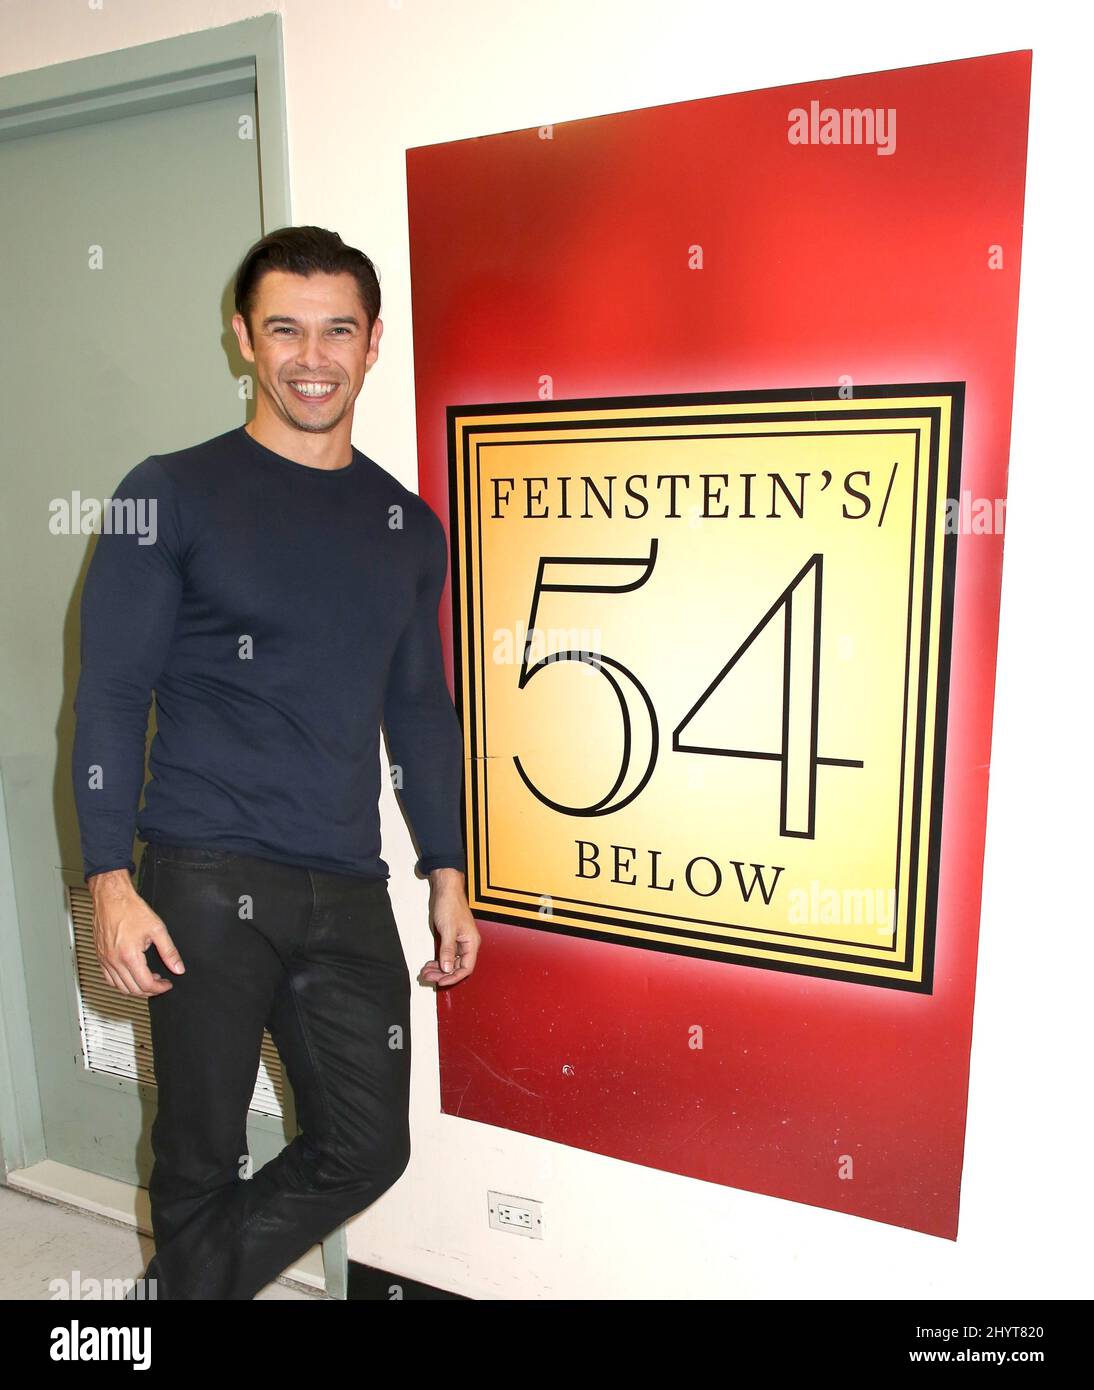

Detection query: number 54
xmin=512 ymin=541 xmax=861 ymax=839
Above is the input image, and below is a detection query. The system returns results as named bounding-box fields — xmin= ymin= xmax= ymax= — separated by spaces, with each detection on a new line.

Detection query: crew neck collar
xmin=237 ymin=424 xmax=360 ymax=478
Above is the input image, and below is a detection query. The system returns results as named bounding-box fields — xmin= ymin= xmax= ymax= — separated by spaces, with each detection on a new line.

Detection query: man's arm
xmin=72 ymin=456 xmax=184 ymax=881
xmin=381 ymin=507 xmax=467 ymax=880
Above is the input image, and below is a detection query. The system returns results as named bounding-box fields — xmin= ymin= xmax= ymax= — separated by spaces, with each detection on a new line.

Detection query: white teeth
xmin=291 ymin=382 xmax=336 ymax=397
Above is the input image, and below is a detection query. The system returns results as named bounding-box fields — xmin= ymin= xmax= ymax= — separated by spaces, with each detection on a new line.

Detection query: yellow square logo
xmin=448 ymin=386 xmax=961 ymax=989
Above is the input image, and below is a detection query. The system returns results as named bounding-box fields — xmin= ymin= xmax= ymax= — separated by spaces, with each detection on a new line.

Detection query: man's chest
xmin=176 ymin=490 xmax=421 ymax=654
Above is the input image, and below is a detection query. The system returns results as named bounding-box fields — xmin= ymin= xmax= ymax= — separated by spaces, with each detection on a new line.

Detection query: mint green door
xmin=0 ymin=22 xmax=341 ymax=1295
xmin=0 ymin=79 xmax=260 ymax=1160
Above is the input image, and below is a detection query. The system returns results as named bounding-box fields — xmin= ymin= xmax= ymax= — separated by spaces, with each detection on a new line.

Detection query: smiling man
xmin=71 ymin=225 xmax=479 ymax=1300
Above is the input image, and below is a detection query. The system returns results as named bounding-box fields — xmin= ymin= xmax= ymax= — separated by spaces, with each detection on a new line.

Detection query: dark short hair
xmin=233 ymin=225 xmax=381 ymax=335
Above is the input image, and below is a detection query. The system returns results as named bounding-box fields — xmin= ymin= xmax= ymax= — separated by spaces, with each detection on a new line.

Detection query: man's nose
xmin=294 ymin=333 xmax=332 ymax=370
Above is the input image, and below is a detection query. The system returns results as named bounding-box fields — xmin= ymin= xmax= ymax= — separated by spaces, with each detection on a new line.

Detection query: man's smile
xmin=287 ymin=379 xmax=339 ymax=401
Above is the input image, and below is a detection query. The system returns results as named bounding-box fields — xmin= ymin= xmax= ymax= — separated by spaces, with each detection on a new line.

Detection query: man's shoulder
xmin=112 ymin=428 xmax=242 ymax=494
xmin=357 ymin=450 xmax=445 ymax=530
xmin=151 ymin=427 xmax=244 ymax=475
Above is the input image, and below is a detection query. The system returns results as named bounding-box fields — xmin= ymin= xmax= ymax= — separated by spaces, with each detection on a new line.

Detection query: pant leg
xmin=133 ymin=842 xmax=308 ymax=1298
xmin=177 ymin=870 xmax=414 ymax=1301
xmin=137 ymin=849 xmax=413 ymax=1301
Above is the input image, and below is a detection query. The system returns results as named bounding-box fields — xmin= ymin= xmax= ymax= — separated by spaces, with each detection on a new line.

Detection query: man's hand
xmin=90 ymin=868 xmax=185 ymax=998
xmin=418 ymin=868 xmax=479 ymax=988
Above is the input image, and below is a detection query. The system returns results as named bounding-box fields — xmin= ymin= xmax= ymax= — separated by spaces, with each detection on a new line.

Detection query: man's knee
xmin=316 ymin=1133 xmax=411 ymax=1204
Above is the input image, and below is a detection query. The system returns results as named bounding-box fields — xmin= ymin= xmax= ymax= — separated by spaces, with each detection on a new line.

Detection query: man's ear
xmin=364 ymin=315 xmax=383 ymax=372
xmin=231 ymin=312 xmax=255 ymax=363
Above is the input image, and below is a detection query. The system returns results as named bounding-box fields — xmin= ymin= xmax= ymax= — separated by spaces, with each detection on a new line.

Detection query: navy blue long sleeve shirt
xmin=72 ymin=425 xmax=467 ymax=882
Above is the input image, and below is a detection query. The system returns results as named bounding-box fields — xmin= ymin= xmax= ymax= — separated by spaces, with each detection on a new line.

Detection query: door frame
xmin=0 ymin=12 xmax=290 ymax=213
xmin=0 ymin=14 xmax=350 ymax=1300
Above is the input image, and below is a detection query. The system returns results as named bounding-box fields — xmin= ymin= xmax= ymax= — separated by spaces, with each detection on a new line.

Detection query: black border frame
xmin=445 ymin=383 xmax=964 ymax=993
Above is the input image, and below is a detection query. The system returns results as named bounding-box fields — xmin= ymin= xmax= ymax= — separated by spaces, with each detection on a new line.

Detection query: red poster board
xmin=406 ymin=51 xmax=1030 ymax=1238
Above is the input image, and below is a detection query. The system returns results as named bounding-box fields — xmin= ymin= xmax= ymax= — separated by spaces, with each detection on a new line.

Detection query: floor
xmin=0 ymin=1184 xmax=323 ymax=1300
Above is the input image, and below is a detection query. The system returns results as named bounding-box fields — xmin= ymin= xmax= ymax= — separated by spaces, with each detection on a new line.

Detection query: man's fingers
xmin=100 ymin=962 xmax=128 ymax=995
xmin=437 ymin=934 xmax=476 ymax=975
xmin=113 ymin=954 xmax=171 ymax=997
xmin=442 ymin=936 xmax=478 ymax=974
xmin=433 ymin=963 xmax=471 ymax=987
xmin=420 ymin=947 xmax=476 ymax=987
xmin=125 ymin=950 xmax=173 ymax=996
xmin=102 ymin=959 xmax=146 ymax=997
xmin=99 ymin=946 xmax=174 ymax=997
xmin=148 ymin=922 xmax=185 ymax=975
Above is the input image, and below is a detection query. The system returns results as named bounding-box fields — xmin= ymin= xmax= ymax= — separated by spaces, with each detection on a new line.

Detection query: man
xmin=72 ymin=225 xmax=480 ymax=1300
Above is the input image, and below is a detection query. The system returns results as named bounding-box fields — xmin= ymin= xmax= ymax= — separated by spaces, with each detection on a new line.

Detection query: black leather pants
xmin=128 ymin=840 xmax=412 ymax=1300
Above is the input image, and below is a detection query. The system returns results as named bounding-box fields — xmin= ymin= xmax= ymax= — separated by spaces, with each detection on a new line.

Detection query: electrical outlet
xmin=487 ymin=1190 xmax=544 ymax=1239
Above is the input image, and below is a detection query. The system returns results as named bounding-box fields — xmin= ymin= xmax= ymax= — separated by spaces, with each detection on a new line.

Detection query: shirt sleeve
xmin=71 ymin=456 xmax=185 ymax=880
xmin=381 ymin=506 xmax=467 ymax=877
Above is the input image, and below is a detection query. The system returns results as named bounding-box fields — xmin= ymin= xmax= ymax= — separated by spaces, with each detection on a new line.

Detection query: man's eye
xmin=273 ymin=327 xmax=296 ymax=335
xmin=330 ymin=327 xmax=351 ymax=336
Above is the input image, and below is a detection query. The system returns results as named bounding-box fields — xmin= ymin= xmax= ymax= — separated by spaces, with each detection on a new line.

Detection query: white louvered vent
xmin=66 ymin=879 xmax=287 ymax=1118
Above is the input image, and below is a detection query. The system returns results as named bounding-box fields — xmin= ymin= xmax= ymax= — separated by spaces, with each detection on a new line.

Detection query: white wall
xmin=2 ymin=0 xmax=1089 ymax=1299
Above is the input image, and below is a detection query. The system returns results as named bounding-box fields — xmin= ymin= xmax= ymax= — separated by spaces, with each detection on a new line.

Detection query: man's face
xmin=232 ymin=269 xmax=382 ymax=433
